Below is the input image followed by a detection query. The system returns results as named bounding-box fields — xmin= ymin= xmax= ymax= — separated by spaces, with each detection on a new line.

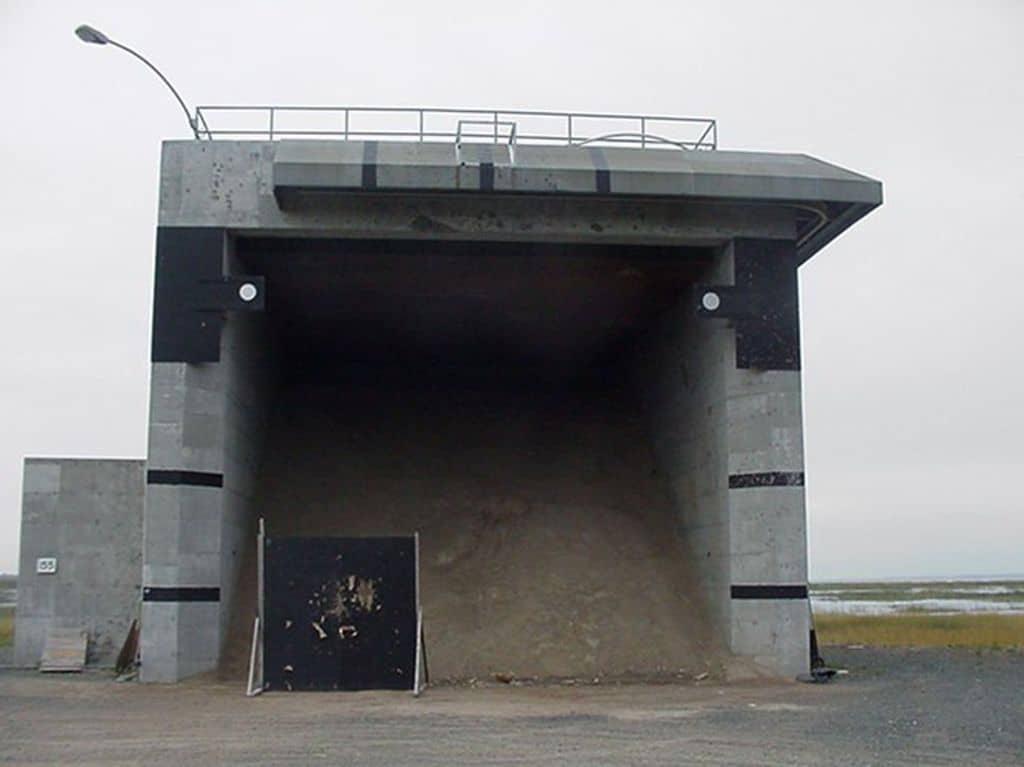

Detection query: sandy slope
xmin=222 ymin=383 xmax=724 ymax=680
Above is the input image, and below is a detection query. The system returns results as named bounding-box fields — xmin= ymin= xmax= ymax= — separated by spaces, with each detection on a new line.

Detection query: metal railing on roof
xmin=192 ymin=106 xmax=718 ymax=150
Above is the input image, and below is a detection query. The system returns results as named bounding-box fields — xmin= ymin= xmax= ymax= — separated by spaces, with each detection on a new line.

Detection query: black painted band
xmin=729 ymin=472 xmax=804 ymax=489
xmin=588 ymin=147 xmax=611 ymax=193
xmin=143 ymin=587 xmax=221 ymax=602
xmin=362 ymin=141 xmax=378 ymax=189
xmin=147 ymin=470 xmax=223 ymax=488
xmin=731 ymin=585 xmax=808 ymax=600
xmin=479 ymin=162 xmax=495 ymax=191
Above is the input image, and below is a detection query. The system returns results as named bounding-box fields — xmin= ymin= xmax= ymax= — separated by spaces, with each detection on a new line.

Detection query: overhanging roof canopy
xmin=271 ymin=141 xmax=882 ymax=262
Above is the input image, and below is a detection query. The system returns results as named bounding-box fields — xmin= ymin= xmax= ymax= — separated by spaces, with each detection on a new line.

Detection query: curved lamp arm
xmin=75 ymin=24 xmax=203 ymax=139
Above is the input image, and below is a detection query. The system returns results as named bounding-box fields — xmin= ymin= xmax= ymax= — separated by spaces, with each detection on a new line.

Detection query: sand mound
xmin=222 ymin=383 xmax=724 ymax=680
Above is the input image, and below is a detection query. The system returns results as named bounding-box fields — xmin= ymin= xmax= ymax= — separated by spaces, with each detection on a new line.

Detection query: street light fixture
xmin=74 ymin=24 xmax=206 ymax=139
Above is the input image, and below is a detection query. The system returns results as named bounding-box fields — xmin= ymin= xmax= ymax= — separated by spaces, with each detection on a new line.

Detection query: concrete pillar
xmin=724 ymin=361 xmax=809 ymax=676
xmin=639 ymin=239 xmax=809 ymax=678
xmin=718 ymin=239 xmax=810 ymax=677
xmin=140 ymin=361 xmax=226 ymax=682
xmin=140 ymin=233 xmax=274 ymax=682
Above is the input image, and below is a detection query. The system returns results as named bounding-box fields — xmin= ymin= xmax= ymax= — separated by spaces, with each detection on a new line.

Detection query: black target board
xmin=263 ymin=536 xmax=418 ymax=691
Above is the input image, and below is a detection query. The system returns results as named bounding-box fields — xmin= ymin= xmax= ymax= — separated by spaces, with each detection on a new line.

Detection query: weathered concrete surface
xmin=141 ymin=139 xmax=881 ymax=683
xmin=272 ymin=140 xmax=882 ymax=203
xmin=0 ymin=649 xmax=1020 ymax=766
xmin=159 ymin=140 xmax=880 ymax=259
xmin=637 ymin=244 xmax=809 ymax=677
xmin=140 ymin=302 xmax=275 ymax=683
xmin=636 ymin=250 xmax=733 ymax=643
xmin=14 ymin=459 xmax=144 ymax=667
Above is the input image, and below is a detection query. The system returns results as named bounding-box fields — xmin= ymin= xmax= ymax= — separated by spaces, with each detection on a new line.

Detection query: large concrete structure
xmin=17 ymin=113 xmax=882 ymax=683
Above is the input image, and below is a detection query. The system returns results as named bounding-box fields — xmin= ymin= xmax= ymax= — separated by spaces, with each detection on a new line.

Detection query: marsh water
xmin=811 ymin=578 xmax=1024 ymax=615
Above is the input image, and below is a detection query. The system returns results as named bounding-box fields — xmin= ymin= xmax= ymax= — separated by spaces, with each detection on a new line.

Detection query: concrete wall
xmin=637 ymin=243 xmax=809 ymax=677
xmin=15 ymin=458 xmax=144 ymax=667
xmin=636 ymin=249 xmax=733 ymax=642
xmin=217 ymin=244 xmax=277 ymax=655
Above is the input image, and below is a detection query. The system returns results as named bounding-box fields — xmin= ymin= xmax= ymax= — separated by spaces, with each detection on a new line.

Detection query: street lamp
xmin=74 ymin=24 xmax=206 ymax=139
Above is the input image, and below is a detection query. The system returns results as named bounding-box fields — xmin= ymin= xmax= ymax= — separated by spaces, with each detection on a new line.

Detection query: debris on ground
xmin=39 ymin=628 xmax=88 ymax=672
xmin=797 ymin=667 xmax=848 ymax=684
xmin=115 ymin=619 xmax=140 ymax=675
xmin=115 ymin=669 xmax=138 ymax=683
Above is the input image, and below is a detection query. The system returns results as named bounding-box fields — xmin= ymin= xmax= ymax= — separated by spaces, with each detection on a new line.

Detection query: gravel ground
xmin=1 ymin=648 xmax=1021 ymax=766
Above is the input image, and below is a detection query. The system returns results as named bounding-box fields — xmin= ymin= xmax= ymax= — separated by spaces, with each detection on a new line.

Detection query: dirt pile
xmin=222 ymin=382 xmax=725 ymax=680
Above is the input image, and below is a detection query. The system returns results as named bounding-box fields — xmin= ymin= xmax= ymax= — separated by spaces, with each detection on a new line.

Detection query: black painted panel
xmin=479 ymin=162 xmax=495 ymax=191
xmin=733 ymin=238 xmax=801 ymax=371
xmin=152 ymin=227 xmax=225 ymax=363
xmin=361 ymin=141 xmax=378 ymax=189
xmin=151 ymin=227 xmax=265 ymax=363
xmin=587 ymin=147 xmax=611 ymax=194
xmin=264 ymin=536 xmax=417 ymax=692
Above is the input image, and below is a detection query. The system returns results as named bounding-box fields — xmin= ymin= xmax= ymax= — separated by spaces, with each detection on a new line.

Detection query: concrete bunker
xmin=14 ymin=118 xmax=881 ymax=682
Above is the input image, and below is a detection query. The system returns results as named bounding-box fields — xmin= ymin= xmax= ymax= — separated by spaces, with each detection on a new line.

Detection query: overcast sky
xmin=1 ymin=0 xmax=1021 ymax=580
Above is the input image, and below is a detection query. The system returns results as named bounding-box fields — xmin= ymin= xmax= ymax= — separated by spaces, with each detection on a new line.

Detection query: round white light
xmin=701 ymin=291 xmax=721 ymax=312
xmin=238 ymin=282 xmax=258 ymax=302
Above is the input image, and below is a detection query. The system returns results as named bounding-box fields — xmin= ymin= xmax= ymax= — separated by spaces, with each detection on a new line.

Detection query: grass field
xmin=0 ymin=574 xmax=15 ymax=649
xmin=815 ymin=612 xmax=1024 ymax=649
xmin=0 ymin=606 xmax=13 ymax=648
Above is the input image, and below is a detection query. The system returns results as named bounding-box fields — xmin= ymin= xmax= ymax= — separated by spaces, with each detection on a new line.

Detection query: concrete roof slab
xmin=161 ymin=140 xmax=881 ymax=261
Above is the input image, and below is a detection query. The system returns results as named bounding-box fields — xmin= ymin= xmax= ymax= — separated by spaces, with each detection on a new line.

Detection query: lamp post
xmin=74 ymin=24 xmax=206 ymax=139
